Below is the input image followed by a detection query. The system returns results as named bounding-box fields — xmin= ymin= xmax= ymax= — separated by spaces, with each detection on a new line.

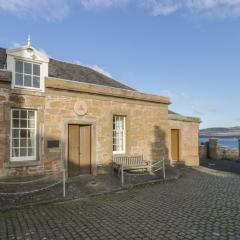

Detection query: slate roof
xmin=48 ymin=59 xmax=135 ymax=90
xmin=0 ymin=48 xmax=134 ymax=91
xmin=168 ymin=110 xmax=181 ymax=115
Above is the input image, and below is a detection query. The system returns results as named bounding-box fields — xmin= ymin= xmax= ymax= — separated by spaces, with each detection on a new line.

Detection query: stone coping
xmin=45 ymin=77 xmax=171 ymax=105
xmin=0 ymin=71 xmax=170 ymax=104
xmin=169 ymin=113 xmax=201 ymax=123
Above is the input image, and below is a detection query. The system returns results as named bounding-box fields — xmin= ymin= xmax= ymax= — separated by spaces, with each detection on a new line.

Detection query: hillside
xmin=200 ymin=127 xmax=240 ymax=138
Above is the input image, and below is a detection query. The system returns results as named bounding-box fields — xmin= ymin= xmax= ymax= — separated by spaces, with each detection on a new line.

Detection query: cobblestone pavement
xmin=1 ymin=167 xmax=240 ymax=240
xmin=0 ymin=167 xmax=175 ymax=210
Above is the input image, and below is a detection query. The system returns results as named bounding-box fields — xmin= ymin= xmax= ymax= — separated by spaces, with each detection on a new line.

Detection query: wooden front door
xmin=68 ymin=124 xmax=91 ymax=177
xmin=171 ymin=129 xmax=180 ymax=161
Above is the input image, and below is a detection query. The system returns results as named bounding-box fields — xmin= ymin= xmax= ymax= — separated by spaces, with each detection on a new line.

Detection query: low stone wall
xmin=199 ymin=142 xmax=208 ymax=159
xmin=200 ymin=138 xmax=239 ymax=160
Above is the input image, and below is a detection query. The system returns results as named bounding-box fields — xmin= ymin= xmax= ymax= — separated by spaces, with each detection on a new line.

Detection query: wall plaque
xmin=74 ymin=101 xmax=88 ymax=116
xmin=47 ymin=140 xmax=60 ymax=148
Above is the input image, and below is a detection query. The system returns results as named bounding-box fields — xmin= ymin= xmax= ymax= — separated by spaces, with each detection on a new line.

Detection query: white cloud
xmin=75 ymin=61 xmax=112 ymax=78
xmin=0 ymin=0 xmax=69 ymax=21
xmin=143 ymin=0 xmax=240 ymax=18
xmin=79 ymin=0 xmax=129 ymax=9
xmin=1 ymin=0 xmax=240 ymax=20
xmin=79 ymin=0 xmax=240 ymax=18
xmin=158 ymin=90 xmax=175 ymax=98
xmin=12 ymin=42 xmax=20 ymax=48
xmin=87 ymin=64 xmax=112 ymax=78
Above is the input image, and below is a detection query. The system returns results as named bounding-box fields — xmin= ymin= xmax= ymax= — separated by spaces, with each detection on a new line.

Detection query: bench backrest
xmin=113 ymin=155 xmax=144 ymax=166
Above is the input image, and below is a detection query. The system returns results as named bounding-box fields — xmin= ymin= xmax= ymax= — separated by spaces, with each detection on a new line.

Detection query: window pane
xmin=33 ymin=64 xmax=40 ymax=76
xmin=33 ymin=76 xmax=40 ymax=88
xmin=12 ymin=148 xmax=19 ymax=157
xmin=12 ymin=139 xmax=19 ymax=148
xmin=28 ymin=139 xmax=34 ymax=147
xmin=12 ymin=129 xmax=19 ymax=138
xmin=28 ymin=111 xmax=35 ymax=120
xmin=28 ymin=130 xmax=35 ymax=139
xmin=28 ymin=119 xmax=35 ymax=128
xmin=12 ymin=110 xmax=20 ymax=118
xmin=24 ymin=62 xmax=32 ymax=74
xmin=20 ymin=139 xmax=27 ymax=147
xmin=15 ymin=61 xmax=23 ymax=73
xmin=15 ymin=73 xmax=23 ymax=86
xmin=20 ymin=148 xmax=27 ymax=157
xmin=12 ymin=119 xmax=19 ymax=128
xmin=20 ymin=119 xmax=27 ymax=128
xmin=20 ymin=110 xmax=27 ymax=119
xmin=24 ymin=75 xmax=32 ymax=87
xmin=20 ymin=129 xmax=27 ymax=138
xmin=28 ymin=148 xmax=34 ymax=157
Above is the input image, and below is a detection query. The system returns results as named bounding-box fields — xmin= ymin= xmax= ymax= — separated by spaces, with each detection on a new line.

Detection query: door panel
xmin=79 ymin=125 xmax=91 ymax=174
xmin=171 ymin=129 xmax=180 ymax=161
xmin=68 ymin=124 xmax=91 ymax=177
xmin=68 ymin=125 xmax=80 ymax=177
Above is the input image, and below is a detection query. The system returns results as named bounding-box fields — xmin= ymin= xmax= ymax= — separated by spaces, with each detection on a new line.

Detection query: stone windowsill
xmin=5 ymin=160 xmax=41 ymax=168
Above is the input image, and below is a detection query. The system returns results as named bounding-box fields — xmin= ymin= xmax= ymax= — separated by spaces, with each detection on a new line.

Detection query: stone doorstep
xmin=0 ymin=167 xmax=183 ymax=212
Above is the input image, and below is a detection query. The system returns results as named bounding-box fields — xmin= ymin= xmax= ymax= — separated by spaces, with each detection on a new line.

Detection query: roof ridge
xmin=50 ymin=57 xmax=88 ymax=69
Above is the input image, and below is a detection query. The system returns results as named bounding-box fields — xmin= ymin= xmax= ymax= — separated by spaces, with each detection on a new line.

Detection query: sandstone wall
xmin=44 ymin=89 xmax=169 ymax=175
xmin=0 ymin=74 xmax=170 ymax=177
xmin=169 ymin=118 xmax=200 ymax=166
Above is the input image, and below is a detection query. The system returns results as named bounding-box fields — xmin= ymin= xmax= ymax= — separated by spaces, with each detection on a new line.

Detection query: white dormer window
xmin=6 ymin=39 xmax=49 ymax=92
xmin=15 ymin=60 xmax=41 ymax=89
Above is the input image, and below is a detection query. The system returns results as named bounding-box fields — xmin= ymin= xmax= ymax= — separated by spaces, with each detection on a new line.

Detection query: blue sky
xmin=1 ymin=0 xmax=240 ymax=129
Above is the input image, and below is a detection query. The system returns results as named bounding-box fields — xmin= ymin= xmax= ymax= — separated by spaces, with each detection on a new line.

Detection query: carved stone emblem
xmin=74 ymin=101 xmax=88 ymax=116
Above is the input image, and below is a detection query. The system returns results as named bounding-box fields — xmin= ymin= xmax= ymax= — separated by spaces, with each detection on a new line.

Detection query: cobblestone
xmin=1 ymin=167 xmax=240 ymax=239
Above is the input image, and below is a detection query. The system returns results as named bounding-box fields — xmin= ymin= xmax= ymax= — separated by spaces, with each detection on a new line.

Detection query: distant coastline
xmin=200 ymin=126 xmax=240 ymax=139
xmin=200 ymin=135 xmax=240 ymax=139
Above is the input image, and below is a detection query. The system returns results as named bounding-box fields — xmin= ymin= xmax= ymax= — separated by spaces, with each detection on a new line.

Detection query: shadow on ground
xmin=201 ymin=158 xmax=240 ymax=175
xmin=0 ymin=166 xmax=180 ymax=211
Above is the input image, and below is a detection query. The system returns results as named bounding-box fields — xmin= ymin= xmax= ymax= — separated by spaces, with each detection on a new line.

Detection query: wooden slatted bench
xmin=112 ymin=155 xmax=152 ymax=186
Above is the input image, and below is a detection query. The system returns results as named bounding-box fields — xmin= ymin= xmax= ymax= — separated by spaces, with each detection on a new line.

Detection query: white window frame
xmin=10 ymin=109 xmax=37 ymax=162
xmin=14 ymin=59 xmax=41 ymax=91
xmin=113 ymin=115 xmax=126 ymax=155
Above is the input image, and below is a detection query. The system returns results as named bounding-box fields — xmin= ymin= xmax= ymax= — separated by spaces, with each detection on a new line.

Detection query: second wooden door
xmin=171 ymin=129 xmax=180 ymax=161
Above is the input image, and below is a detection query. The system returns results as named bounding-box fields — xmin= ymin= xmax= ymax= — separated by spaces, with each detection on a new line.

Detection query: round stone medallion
xmin=74 ymin=101 xmax=88 ymax=116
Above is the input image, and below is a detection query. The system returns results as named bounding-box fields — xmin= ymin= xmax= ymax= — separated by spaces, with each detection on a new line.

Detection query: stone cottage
xmin=0 ymin=41 xmax=200 ymax=178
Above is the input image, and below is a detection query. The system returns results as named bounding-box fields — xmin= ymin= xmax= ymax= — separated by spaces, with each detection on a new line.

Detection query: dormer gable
xmin=6 ymin=40 xmax=49 ymax=92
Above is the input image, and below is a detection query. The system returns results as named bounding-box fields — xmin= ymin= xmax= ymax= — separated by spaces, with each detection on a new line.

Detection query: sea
xmin=200 ymin=137 xmax=239 ymax=149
